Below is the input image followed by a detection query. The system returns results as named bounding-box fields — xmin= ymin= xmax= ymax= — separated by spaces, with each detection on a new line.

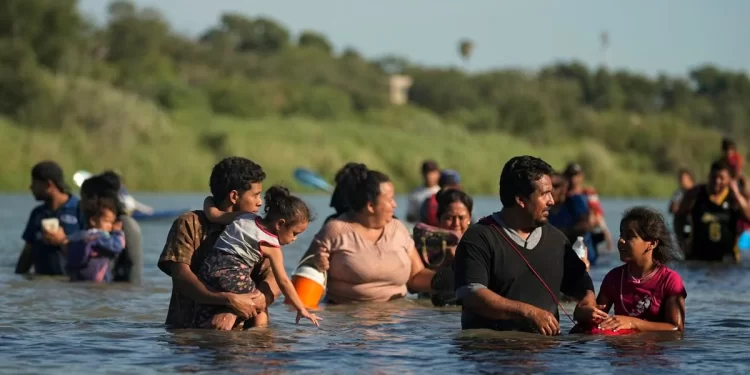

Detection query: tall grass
xmin=0 ymin=106 xmax=677 ymax=197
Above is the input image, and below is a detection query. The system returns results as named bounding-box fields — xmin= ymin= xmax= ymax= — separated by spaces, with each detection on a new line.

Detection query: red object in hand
xmin=570 ymin=323 xmax=637 ymax=335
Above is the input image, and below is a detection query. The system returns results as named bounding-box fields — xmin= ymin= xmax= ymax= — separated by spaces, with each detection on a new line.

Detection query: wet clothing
xmin=22 ymin=195 xmax=84 ymax=275
xmin=454 ymin=213 xmax=593 ymax=332
xmin=111 ymin=215 xmax=143 ymax=284
xmin=300 ymin=214 xmax=415 ymax=304
xmin=599 ymin=265 xmax=686 ymax=322
xmin=688 ymin=187 xmax=740 ymax=261
xmin=193 ymin=254 xmax=257 ymax=328
xmin=67 ymin=229 xmax=125 ymax=282
xmin=194 ymin=213 xmax=279 ymax=328
xmin=157 ymin=210 xmax=274 ymax=329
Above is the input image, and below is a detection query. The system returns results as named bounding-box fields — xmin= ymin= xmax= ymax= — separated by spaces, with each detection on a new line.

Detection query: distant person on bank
xmin=454 ymin=156 xmax=597 ymax=335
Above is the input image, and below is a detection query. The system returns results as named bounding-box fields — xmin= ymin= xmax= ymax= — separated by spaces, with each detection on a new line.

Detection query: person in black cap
xmin=16 ymin=161 xmax=85 ymax=275
xmin=406 ymin=160 xmax=441 ymax=223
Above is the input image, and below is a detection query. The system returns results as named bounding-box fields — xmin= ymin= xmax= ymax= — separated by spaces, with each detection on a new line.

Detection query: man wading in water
xmin=454 ymin=156 xmax=599 ymax=335
xmin=158 ymin=157 xmax=281 ymax=329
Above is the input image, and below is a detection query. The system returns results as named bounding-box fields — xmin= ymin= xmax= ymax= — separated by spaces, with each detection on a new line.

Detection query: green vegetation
xmin=0 ymin=0 xmax=747 ymax=196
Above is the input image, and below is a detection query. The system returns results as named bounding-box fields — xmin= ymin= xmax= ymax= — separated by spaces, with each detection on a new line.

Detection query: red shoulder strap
xmin=488 ymin=221 xmax=575 ymax=324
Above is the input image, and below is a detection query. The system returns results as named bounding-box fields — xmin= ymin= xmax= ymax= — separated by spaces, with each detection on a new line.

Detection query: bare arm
xmin=600 ymin=296 xmax=684 ymax=332
xmin=632 ymin=295 xmax=685 ymax=332
xmin=406 ymin=246 xmax=435 ymax=293
xmin=203 ymin=196 xmax=244 ymax=225
xmin=15 ymin=243 xmax=33 ymax=274
xmin=730 ymin=180 xmax=750 ymax=221
xmin=463 ymin=288 xmax=538 ymax=320
xmin=263 ymin=246 xmax=308 ymax=313
xmin=674 ymin=187 xmax=698 ymax=253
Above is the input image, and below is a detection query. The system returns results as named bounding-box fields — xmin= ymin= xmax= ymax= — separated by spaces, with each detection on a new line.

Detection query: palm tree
xmin=458 ymin=39 xmax=474 ymax=71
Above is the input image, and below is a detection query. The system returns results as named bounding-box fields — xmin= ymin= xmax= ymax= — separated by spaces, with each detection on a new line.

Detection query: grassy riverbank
xmin=2 ymin=1 xmax=746 ymax=197
xmin=0 ymin=108 xmax=678 ymax=197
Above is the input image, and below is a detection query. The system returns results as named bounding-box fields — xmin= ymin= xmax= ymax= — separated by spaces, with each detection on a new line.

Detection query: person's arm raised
xmin=203 ymin=196 xmax=244 ymax=225
xmin=730 ymin=179 xmax=750 ymax=221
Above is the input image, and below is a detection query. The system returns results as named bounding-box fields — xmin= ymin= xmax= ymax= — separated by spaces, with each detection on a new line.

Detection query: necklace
xmin=625 ymin=265 xmax=658 ymax=284
xmin=619 ymin=266 xmax=660 ymax=316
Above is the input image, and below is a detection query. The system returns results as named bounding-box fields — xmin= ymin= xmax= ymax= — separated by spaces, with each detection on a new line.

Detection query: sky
xmin=78 ymin=0 xmax=749 ymax=77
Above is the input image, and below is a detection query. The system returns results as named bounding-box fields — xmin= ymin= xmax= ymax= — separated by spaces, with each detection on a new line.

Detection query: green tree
xmin=298 ymin=30 xmax=333 ymax=54
xmin=104 ymin=1 xmax=174 ymax=89
xmin=0 ymin=0 xmax=82 ymax=71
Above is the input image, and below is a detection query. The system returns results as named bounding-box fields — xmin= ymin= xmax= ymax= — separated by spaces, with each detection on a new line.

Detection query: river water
xmin=1 ymin=193 xmax=749 ymax=374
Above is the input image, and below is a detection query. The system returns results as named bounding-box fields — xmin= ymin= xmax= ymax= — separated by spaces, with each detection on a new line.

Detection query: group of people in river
xmin=13 ymin=136 xmax=747 ymax=335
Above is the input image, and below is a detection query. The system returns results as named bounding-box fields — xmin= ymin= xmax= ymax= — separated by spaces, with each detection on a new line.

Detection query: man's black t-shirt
xmin=454 ymin=214 xmax=594 ymax=332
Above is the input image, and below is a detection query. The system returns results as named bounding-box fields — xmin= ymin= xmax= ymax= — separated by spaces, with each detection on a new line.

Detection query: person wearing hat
xmin=419 ymin=169 xmax=462 ymax=227
xmin=16 ymin=161 xmax=85 ymax=276
xmin=406 ymin=160 xmax=441 ymax=223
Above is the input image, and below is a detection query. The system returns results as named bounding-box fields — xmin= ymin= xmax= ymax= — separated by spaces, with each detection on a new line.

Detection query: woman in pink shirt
xmin=575 ymin=206 xmax=687 ymax=332
xmin=300 ymin=163 xmax=436 ymax=304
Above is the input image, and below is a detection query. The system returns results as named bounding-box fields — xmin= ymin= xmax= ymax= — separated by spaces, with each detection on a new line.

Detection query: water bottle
xmin=573 ymin=236 xmax=586 ymax=259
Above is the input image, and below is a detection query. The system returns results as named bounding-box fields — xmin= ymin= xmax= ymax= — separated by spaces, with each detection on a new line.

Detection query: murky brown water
xmin=1 ymin=194 xmax=749 ymax=374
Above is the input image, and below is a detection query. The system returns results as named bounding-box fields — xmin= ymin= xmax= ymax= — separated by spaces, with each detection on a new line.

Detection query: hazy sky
xmin=78 ymin=0 xmax=749 ymax=77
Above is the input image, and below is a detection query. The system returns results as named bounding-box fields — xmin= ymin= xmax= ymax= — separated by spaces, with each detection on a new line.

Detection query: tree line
xmin=0 ymin=0 xmax=747 ymax=183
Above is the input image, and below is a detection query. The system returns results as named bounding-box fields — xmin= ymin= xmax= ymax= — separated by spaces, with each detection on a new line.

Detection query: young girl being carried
xmin=67 ymin=197 xmax=126 ymax=282
xmin=574 ymin=206 xmax=687 ymax=333
xmin=194 ymin=186 xmax=321 ymax=329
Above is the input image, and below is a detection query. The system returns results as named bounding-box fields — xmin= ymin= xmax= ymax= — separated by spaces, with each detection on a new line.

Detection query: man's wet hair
xmin=209 ymin=157 xmax=266 ymax=203
xmin=499 ymin=156 xmax=554 ymax=208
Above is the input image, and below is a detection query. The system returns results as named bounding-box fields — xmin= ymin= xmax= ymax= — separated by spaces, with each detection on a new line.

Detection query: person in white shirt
xmin=407 ymin=160 xmax=441 ymax=223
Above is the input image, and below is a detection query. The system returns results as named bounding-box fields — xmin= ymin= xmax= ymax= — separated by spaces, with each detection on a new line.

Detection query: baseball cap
xmin=438 ymin=169 xmax=461 ymax=188
xmin=31 ymin=161 xmax=71 ymax=193
xmin=421 ymin=160 xmax=439 ymax=174
xmin=563 ymin=163 xmax=583 ymax=178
